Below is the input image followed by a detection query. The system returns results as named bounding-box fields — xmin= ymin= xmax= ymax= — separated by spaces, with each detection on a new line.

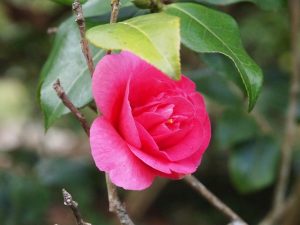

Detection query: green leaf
xmin=229 ymin=136 xmax=279 ymax=193
xmin=193 ymin=0 xmax=285 ymax=11
xmin=164 ymin=3 xmax=263 ymax=111
xmin=201 ymin=53 xmax=245 ymax=93
xmin=215 ymin=109 xmax=259 ymax=149
xmin=39 ymin=18 xmax=105 ymax=129
xmin=86 ymin=13 xmax=181 ymax=79
xmin=39 ymin=0 xmax=136 ymax=129
xmin=187 ymin=68 xmax=242 ymax=106
xmin=51 ymin=0 xmax=87 ymax=6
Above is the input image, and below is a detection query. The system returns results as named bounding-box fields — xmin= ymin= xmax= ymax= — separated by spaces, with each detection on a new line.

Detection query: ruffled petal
xmin=118 ymin=79 xmax=141 ymax=148
xmin=162 ymin=120 xmax=205 ymax=161
xmin=92 ymin=51 xmax=140 ymax=124
xmin=90 ymin=117 xmax=155 ymax=190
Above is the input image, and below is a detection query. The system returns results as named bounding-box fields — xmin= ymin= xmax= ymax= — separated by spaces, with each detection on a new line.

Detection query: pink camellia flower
xmin=90 ymin=51 xmax=211 ymax=190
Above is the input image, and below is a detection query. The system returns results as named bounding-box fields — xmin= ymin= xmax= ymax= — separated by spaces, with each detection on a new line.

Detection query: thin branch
xmin=103 ymin=2 xmax=135 ymax=225
xmin=184 ymin=175 xmax=248 ymax=225
xmin=62 ymin=188 xmax=91 ymax=225
xmin=53 ymin=80 xmax=135 ymax=225
xmin=273 ymin=0 xmax=299 ymax=210
xmin=107 ymin=0 xmax=121 ymax=54
xmin=55 ymin=2 xmax=134 ymax=225
xmin=258 ymin=197 xmax=295 ymax=225
xmin=258 ymin=181 xmax=300 ymax=225
xmin=110 ymin=0 xmax=121 ymax=24
xmin=106 ymin=176 xmax=135 ymax=225
xmin=53 ymin=79 xmax=90 ymax=136
xmin=72 ymin=0 xmax=94 ymax=75
xmin=47 ymin=27 xmax=58 ymax=35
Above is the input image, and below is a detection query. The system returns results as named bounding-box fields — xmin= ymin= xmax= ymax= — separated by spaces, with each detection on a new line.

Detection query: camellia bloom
xmin=90 ymin=51 xmax=211 ymax=190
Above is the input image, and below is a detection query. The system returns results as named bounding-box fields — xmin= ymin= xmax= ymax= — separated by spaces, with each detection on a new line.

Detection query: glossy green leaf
xmin=39 ymin=0 xmax=133 ymax=129
xmin=164 ymin=3 xmax=263 ymax=110
xmin=229 ymin=136 xmax=279 ymax=193
xmin=86 ymin=13 xmax=181 ymax=79
xmin=187 ymin=68 xmax=242 ymax=106
xmin=215 ymin=109 xmax=259 ymax=149
xmin=39 ymin=0 xmax=139 ymax=129
xmin=201 ymin=53 xmax=245 ymax=93
xmin=194 ymin=0 xmax=284 ymax=11
xmin=39 ymin=18 xmax=105 ymax=129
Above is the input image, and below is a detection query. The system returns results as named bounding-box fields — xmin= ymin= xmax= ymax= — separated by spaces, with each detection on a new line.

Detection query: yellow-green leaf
xmin=86 ymin=13 xmax=181 ymax=79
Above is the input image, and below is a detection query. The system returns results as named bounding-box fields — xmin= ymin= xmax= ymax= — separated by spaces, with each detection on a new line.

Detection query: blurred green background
xmin=0 ymin=0 xmax=299 ymax=225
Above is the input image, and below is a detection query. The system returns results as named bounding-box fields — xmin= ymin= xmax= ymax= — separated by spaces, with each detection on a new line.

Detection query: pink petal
xmin=176 ymin=75 xmax=196 ymax=93
xmin=90 ymin=117 xmax=155 ymax=190
xmin=118 ymin=79 xmax=141 ymax=148
xmin=129 ymin=66 xmax=173 ymax=108
xmin=170 ymin=152 xmax=203 ymax=174
xmin=188 ymin=92 xmax=208 ymax=117
xmin=165 ymin=96 xmax=194 ymax=117
xmin=129 ymin=145 xmax=172 ymax=174
xmin=154 ymin=126 xmax=190 ymax=149
xmin=134 ymin=104 xmax=174 ymax=130
xmin=162 ymin=119 xmax=206 ymax=161
xmin=92 ymin=52 xmax=139 ymax=125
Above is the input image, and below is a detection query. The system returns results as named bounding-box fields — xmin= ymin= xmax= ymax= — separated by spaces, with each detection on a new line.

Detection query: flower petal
xmin=128 ymin=122 xmax=172 ymax=174
xmin=118 ymin=79 xmax=141 ymax=148
xmin=90 ymin=117 xmax=155 ymax=190
xmin=92 ymin=51 xmax=139 ymax=124
xmin=170 ymin=151 xmax=203 ymax=174
xmin=162 ymin=119 xmax=206 ymax=161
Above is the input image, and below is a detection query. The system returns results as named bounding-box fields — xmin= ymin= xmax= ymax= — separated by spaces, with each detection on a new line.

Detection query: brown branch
xmin=184 ymin=175 xmax=248 ymax=225
xmin=110 ymin=0 xmax=121 ymax=24
xmin=53 ymin=80 xmax=135 ymax=225
xmin=72 ymin=0 xmax=95 ymax=76
xmin=53 ymin=79 xmax=90 ymax=136
xmin=103 ymin=3 xmax=135 ymax=225
xmin=273 ymin=0 xmax=299 ymax=211
xmin=258 ymin=1 xmax=300 ymax=225
xmin=47 ymin=27 xmax=58 ymax=35
xmin=126 ymin=179 xmax=169 ymax=220
xmin=106 ymin=176 xmax=135 ymax=225
xmin=107 ymin=0 xmax=121 ymax=54
xmin=258 ymin=181 xmax=300 ymax=225
xmin=259 ymin=197 xmax=295 ymax=225
xmin=62 ymin=188 xmax=92 ymax=225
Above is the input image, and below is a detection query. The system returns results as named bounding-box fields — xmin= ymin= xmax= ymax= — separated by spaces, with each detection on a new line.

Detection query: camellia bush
xmin=38 ymin=0 xmax=299 ymax=224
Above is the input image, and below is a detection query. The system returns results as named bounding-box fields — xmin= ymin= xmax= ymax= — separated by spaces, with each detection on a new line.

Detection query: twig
xmin=126 ymin=179 xmax=169 ymax=220
xmin=53 ymin=79 xmax=90 ymax=135
xmin=273 ymin=0 xmax=299 ymax=210
xmin=259 ymin=197 xmax=294 ymax=225
xmin=103 ymin=3 xmax=136 ymax=225
xmin=72 ymin=0 xmax=94 ymax=75
xmin=110 ymin=0 xmax=121 ymax=24
xmin=184 ymin=175 xmax=248 ymax=225
xmin=62 ymin=188 xmax=91 ymax=225
xmin=106 ymin=176 xmax=135 ymax=225
xmin=53 ymin=80 xmax=135 ymax=225
xmin=107 ymin=0 xmax=121 ymax=54
xmin=47 ymin=27 xmax=58 ymax=35
xmin=258 ymin=181 xmax=300 ymax=225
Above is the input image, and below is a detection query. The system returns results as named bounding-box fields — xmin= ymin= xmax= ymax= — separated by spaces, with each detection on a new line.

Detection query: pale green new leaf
xmin=86 ymin=13 xmax=181 ymax=79
xmin=164 ymin=3 xmax=263 ymax=110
